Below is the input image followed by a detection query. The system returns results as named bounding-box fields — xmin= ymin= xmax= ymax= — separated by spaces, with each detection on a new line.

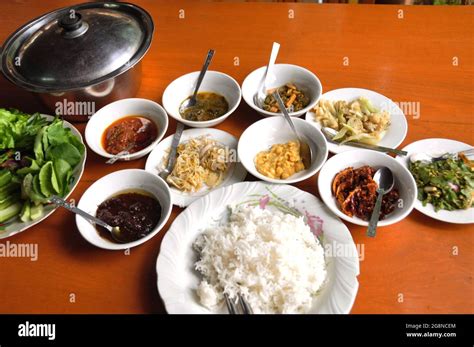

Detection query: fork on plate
xmin=224 ymin=293 xmax=253 ymax=314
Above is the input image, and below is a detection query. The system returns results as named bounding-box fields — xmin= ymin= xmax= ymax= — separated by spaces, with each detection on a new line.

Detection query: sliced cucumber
xmin=0 ymin=202 xmax=22 ymax=223
xmin=30 ymin=204 xmax=44 ymax=221
xmin=0 ymin=194 xmax=20 ymax=210
xmin=19 ymin=200 xmax=31 ymax=223
xmin=0 ymin=170 xmax=12 ymax=188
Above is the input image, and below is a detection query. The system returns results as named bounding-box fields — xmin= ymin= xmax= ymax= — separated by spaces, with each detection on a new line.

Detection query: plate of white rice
xmin=156 ymin=181 xmax=360 ymax=314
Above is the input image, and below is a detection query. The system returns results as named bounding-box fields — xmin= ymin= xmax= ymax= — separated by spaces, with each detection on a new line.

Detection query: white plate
xmin=305 ymin=88 xmax=408 ymax=154
xmin=145 ymin=128 xmax=247 ymax=207
xmin=396 ymin=138 xmax=474 ymax=224
xmin=0 ymin=115 xmax=86 ymax=239
xmin=156 ymin=181 xmax=360 ymax=314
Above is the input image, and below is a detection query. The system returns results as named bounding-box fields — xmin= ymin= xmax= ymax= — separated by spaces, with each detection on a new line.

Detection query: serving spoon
xmin=179 ymin=49 xmax=215 ymax=112
xmin=367 ymin=167 xmax=394 ymax=238
xmin=321 ymin=127 xmax=408 ymax=156
xmin=273 ymin=91 xmax=311 ymax=169
xmin=49 ymin=195 xmax=126 ymax=243
xmin=254 ymin=42 xmax=280 ymax=108
xmin=159 ymin=121 xmax=185 ymax=181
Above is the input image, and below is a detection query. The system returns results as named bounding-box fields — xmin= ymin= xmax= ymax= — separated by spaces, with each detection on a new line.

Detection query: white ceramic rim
xmin=162 ymin=70 xmax=242 ymax=127
xmin=318 ymin=150 xmax=417 ymax=227
xmin=237 ymin=117 xmax=328 ymax=184
xmin=242 ymin=63 xmax=322 ymax=117
xmin=0 ymin=114 xmax=86 ymax=239
xmin=156 ymin=181 xmax=360 ymax=314
xmin=75 ymin=169 xmax=172 ymax=250
xmin=396 ymin=138 xmax=474 ymax=224
xmin=145 ymin=128 xmax=248 ymax=207
xmin=85 ymin=98 xmax=169 ymax=160
xmin=305 ymin=87 xmax=408 ymax=154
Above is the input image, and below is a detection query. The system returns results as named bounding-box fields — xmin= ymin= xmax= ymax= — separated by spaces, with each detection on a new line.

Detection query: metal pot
xmin=0 ymin=2 xmax=154 ymax=122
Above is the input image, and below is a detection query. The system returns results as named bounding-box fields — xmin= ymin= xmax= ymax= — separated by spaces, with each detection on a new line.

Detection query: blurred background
xmin=215 ymin=0 xmax=471 ymax=4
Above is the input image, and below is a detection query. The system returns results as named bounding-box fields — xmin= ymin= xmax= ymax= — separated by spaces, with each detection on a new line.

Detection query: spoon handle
xmin=367 ymin=189 xmax=384 ymax=237
xmin=263 ymin=42 xmax=280 ymax=89
xmin=192 ymin=49 xmax=215 ymax=100
xmin=273 ymin=92 xmax=299 ymax=140
xmin=163 ymin=122 xmax=185 ymax=175
xmin=49 ymin=196 xmax=112 ymax=231
xmin=342 ymin=141 xmax=408 ymax=156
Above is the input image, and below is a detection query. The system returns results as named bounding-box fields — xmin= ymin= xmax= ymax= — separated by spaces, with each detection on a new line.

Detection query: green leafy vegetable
xmin=0 ymin=108 xmax=84 ymax=224
xmin=409 ymin=156 xmax=474 ymax=211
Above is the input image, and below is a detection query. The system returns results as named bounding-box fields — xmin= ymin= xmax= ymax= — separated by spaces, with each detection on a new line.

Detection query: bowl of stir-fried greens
xmin=0 ymin=108 xmax=86 ymax=238
xmin=396 ymin=138 xmax=474 ymax=224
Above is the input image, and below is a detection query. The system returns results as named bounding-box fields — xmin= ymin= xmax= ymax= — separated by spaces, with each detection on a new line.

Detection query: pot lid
xmin=1 ymin=2 xmax=153 ymax=92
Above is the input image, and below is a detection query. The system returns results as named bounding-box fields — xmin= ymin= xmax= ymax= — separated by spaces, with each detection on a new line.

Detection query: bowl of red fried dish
xmin=318 ymin=150 xmax=416 ymax=227
xmin=85 ymin=98 xmax=169 ymax=161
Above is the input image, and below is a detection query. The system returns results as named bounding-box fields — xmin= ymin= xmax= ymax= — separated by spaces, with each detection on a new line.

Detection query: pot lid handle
xmin=58 ymin=10 xmax=88 ymax=38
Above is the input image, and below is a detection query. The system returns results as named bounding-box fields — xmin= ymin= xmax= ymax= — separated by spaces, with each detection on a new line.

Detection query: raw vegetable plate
xmin=157 ymin=181 xmax=360 ymax=314
xmin=396 ymin=138 xmax=473 ymax=224
xmin=305 ymin=88 xmax=408 ymax=154
xmin=145 ymin=128 xmax=247 ymax=207
xmin=0 ymin=110 xmax=86 ymax=239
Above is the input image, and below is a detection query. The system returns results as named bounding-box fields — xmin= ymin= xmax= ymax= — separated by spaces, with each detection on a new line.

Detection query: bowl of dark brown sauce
xmin=85 ymin=98 xmax=169 ymax=161
xmin=76 ymin=169 xmax=172 ymax=250
xmin=162 ymin=71 xmax=241 ymax=128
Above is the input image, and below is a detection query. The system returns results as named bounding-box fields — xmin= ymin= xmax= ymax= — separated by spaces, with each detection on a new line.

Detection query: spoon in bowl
xmin=49 ymin=195 xmax=126 ymax=243
xmin=273 ymin=91 xmax=311 ymax=169
xmin=367 ymin=167 xmax=395 ymax=238
xmin=179 ymin=49 xmax=215 ymax=113
xmin=254 ymin=42 xmax=280 ymax=108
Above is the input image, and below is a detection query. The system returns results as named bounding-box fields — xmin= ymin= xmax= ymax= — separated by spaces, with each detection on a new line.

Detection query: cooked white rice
xmin=193 ymin=205 xmax=326 ymax=314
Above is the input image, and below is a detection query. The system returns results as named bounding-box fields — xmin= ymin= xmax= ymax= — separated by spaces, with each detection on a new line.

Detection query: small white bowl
xmin=318 ymin=150 xmax=417 ymax=227
xmin=162 ymin=71 xmax=241 ymax=128
xmin=85 ymin=98 xmax=169 ymax=161
xmin=238 ymin=117 xmax=328 ymax=184
xmin=76 ymin=169 xmax=172 ymax=250
xmin=242 ymin=64 xmax=322 ymax=118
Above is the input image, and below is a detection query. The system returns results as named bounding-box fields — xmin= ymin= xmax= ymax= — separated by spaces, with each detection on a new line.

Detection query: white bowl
xmin=238 ymin=117 xmax=328 ymax=184
xmin=76 ymin=169 xmax=172 ymax=250
xmin=162 ymin=71 xmax=241 ymax=128
xmin=305 ymin=88 xmax=408 ymax=154
xmin=242 ymin=64 xmax=322 ymax=118
xmin=85 ymin=98 xmax=169 ymax=161
xmin=318 ymin=150 xmax=417 ymax=227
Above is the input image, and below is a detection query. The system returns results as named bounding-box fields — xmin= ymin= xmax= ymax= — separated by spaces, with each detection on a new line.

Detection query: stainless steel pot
xmin=0 ymin=2 xmax=154 ymax=122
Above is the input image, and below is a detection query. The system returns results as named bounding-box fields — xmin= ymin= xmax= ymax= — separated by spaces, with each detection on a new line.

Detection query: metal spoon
xmin=106 ymin=144 xmax=134 ymax=165
xmin=49 ymin=195 xmax=125 ymax=243
xmin=159 ymin=121 xmax=185 ymax=181
xmin=254 ymin=42 xmax=280 ymax=108
xmin=179 ymin=49 xmax=215 ymax=112
xmin=273 ymin=91 xmax=312 ymax=169
xmin=321 ymin=127 xmax=408 ymax=156
xmin=367 ymin=168 xmax=395 ymax=237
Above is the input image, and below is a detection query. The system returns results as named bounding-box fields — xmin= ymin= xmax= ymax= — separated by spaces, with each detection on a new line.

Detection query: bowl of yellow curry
xmin=238 ymin=117 xmax=328 ymax=184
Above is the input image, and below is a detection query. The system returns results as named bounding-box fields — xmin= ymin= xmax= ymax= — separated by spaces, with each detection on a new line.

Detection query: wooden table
xmin=0 ymin=0 xmax=472 ymax=314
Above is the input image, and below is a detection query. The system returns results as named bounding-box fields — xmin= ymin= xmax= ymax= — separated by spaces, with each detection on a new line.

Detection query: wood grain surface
xmin=0 ymin=0 xmax=472 ymax=313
